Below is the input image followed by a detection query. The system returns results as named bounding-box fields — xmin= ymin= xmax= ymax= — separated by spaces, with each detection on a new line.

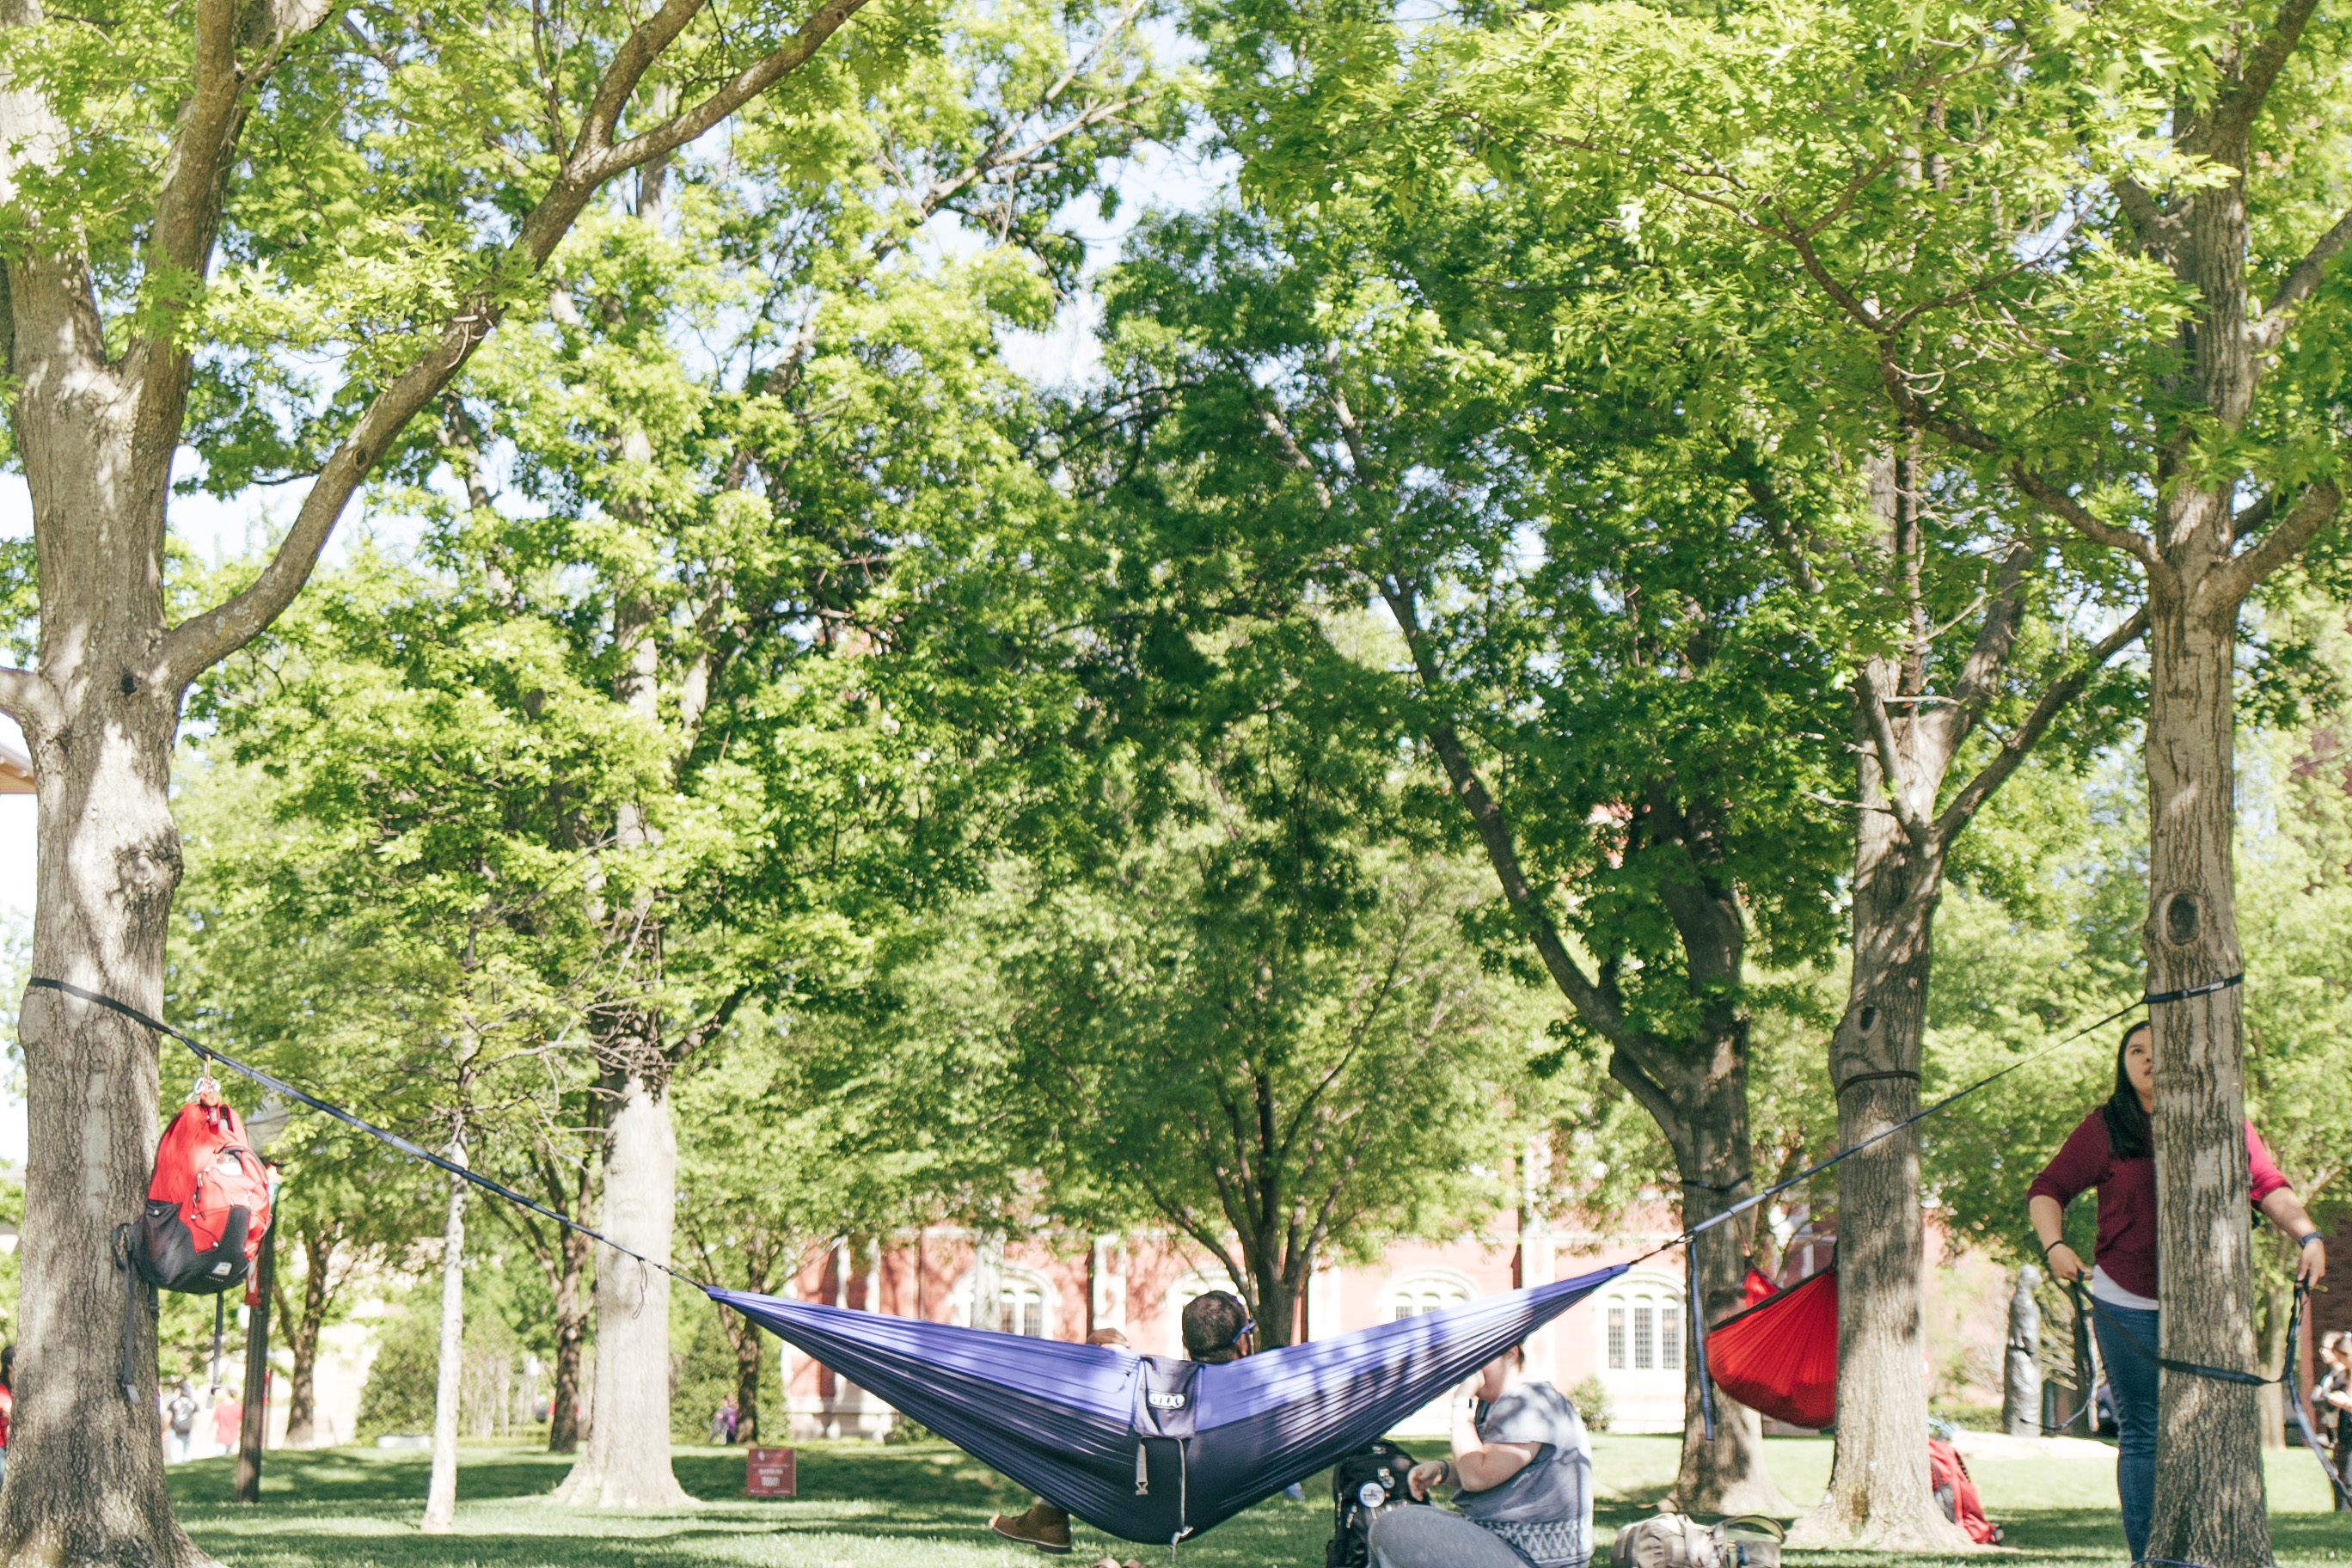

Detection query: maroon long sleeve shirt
xmin=2026 ymin=1111 xmax=2288 ymax=1300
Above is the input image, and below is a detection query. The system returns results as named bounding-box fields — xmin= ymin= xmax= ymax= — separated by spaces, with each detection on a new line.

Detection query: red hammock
xmin=1704 ymin=1266 xmax=1838 ymax=1430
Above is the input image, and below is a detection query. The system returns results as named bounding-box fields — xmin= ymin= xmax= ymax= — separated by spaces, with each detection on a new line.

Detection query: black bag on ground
xmin=1326 ymin=1440 xmax=1423 ymax=1568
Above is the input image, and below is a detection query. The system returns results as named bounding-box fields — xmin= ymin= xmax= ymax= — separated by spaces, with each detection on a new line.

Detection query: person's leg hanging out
xmin=2093 ymin=1303 xmax=2160 ymax=1563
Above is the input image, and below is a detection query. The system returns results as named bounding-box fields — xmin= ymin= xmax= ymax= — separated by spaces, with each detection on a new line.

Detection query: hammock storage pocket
xmin=1131 ymin=1357 xmax=1202 ymax=1536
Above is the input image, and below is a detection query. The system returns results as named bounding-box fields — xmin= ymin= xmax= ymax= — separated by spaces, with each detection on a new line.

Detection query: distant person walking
xmin=166 ymin=1382 xmax=199 ymax=1464
xmin=209 ymin=1389 xmax=242 ymax=1460
xmin=2027 ymin=1020 xmax=2326 ymax=1562
xmin=2317 ymin=1331 xmax=2352 ymax=1511
xmin=712 ymin=1396 xmax=739 ymax=1445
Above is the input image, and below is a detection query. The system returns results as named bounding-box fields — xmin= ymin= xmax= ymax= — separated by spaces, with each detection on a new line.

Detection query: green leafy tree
xmin=0 ymin=0 xmax=897 ymax=1548
xmin=1327 ymin=6 xmax=2352 ymax=1557
xmin=1050 ymin=196 xmax=1850 ymax=1508
xmin=367 ymin=0 xmax=1175 ymax=1500
xmin=994 ymin=807 xmax=1549 ymax=1347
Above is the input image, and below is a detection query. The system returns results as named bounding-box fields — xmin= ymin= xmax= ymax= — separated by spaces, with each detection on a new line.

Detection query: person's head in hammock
xmin=1179 ymin=1291 xmax=1253 ymax=1363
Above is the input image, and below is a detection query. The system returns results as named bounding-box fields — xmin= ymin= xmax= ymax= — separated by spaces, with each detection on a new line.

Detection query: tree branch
xmin=2258 ymin=206 xmax=2352 ymax=338
xmin=1933 ymin=604 xmax=2148 ymax=843
xmin=1381 ymin=583 xmax=1629 ymax=1049
xmin=1945 ymin=542 xmax=2034 ymax=725
xmin=160 ymin=0 xmax=874 ymax=684
xmin=2006 ymin=464 xmax=2165 ymax=573
xmin=2205 ymin=480 xmax=2343 ymax=609
xmin=2220 ymin=0 xmax=2324 ymax=142
xmin=0 ymin=666 xmax=58 ymax=732
xmin=1853 ymin=659 xmax=1932 ymax=851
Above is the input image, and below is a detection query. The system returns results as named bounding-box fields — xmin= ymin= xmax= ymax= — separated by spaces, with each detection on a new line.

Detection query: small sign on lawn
xmin=746 ymin=1446 xmax=796 ymax=1498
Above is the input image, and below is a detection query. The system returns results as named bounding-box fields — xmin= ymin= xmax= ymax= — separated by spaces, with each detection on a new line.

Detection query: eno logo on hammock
xmin=1147 ymin=1392 xmax=1188 ymax=1410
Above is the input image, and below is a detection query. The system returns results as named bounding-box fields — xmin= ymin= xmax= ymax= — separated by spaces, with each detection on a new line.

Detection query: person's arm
xmin=2257 ymin=1186 xmax=2326 ymax=1285
xmin=2245 ymin=1124 xmax=2325 ymax=1286
xmin=2029 ymin=1194 xmax=2085 ymax=1283
xmin=1406 ymin=1385 xmax=1542 ymax=1498
xmin=2026 ymin=1114 xmax=2104 ymax=1283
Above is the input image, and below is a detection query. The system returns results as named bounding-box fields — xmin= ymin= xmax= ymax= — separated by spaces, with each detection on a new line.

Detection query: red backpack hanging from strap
xmin=132 ymin=1100 xmax=272 ymax=1295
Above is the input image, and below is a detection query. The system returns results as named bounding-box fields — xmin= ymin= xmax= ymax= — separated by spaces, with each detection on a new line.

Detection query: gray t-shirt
xmin=1456 ymin=1381 xmax=1591 ymax=1567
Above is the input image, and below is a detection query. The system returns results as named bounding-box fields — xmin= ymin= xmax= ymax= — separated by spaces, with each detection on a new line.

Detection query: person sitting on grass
xmin=1375 ymin=1341 xmax=1591 ymax=1568
xmin=989 ymin=1294 xmax=1255 ymax=1555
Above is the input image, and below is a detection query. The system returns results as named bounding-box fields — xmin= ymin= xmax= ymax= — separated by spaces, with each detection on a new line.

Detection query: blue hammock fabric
xmin=713 ymin=1264 xmax=1626 ymax=1545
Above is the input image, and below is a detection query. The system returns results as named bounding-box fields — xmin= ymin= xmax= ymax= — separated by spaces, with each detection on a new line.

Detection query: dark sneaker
xmin=989 ymin=1503 xmax=1073 ymax=1554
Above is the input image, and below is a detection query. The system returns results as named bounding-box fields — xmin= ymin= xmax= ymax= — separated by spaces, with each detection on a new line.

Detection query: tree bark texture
xmin=552 ymin=1072 xmax=690 ymax=1507
xmin=422 ymin=1160 xmax=467 ymax=1534
xmin=2143 ymin=584 xmax=2265 ymax=1568
xmin=4 ymin=695 xmax=203 ymax=1568
xmin=1792 ymin=655 xmax=1968 ymax=1550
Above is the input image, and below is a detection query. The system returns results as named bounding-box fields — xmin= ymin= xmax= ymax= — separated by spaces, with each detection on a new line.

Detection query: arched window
xmin=950 ymin=1265 xmax=1058 ymax=1338
xmin=1383 ymin=1271 xmax=1474 ymax=1322
xmin=1596 ymin=1274 xmax=1684 ymax=1374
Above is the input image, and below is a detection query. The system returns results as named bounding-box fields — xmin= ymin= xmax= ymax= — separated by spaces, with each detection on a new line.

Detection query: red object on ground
xmin=746 ymin=1447 xmax=796 ymax=1498
xmin=1929 ymin=1436 xmax=1998 ymax=1543
xmin=1704 ymin=1266 xmax=1838 ymax=1430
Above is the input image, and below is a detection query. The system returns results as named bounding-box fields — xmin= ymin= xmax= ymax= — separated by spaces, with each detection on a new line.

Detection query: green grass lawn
xmin=165 ymin=1435 xmax=2352 ymax=1568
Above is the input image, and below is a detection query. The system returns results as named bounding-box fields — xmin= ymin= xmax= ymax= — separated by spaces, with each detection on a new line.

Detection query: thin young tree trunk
xmin=548 ymin=1224 xmax=591 ymax=1452
xmin=728 ymin=1309 xmax=764 ymax=1446
xmin=2144 ymin=583 xmax=2266 ymax=1568
xmin=422 ymin=1155 xmax=468 ymax=1534
xmin=553 ymin=1071 xmax=690 ymax=1507
xmin=276 ymin=1226 xmax=335 ymax=1448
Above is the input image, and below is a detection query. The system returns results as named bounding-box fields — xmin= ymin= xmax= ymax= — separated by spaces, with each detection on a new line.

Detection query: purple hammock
xmin=711 ymin=1262 xmax=1625 ymax=1547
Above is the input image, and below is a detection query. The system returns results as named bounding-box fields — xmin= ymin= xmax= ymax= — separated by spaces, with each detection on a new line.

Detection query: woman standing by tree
xmin=2028 ymin=1022 xmax=2327 ymax=1562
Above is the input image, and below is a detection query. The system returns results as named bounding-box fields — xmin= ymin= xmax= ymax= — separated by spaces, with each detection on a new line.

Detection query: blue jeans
xmin=2092 ymin=1300 xmax=2161 ymax=1563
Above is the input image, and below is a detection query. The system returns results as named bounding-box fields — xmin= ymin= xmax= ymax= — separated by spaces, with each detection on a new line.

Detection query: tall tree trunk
xmin=547 ymin=1223 xmax=591 ymax=1453
xmin=553 ymin=1070 xmax=689 ymax=1507
xmin=1668 ymin=1045 xmax=1786 ymax=1516
xmin=1791 ymin=707 xmax=1968 ymax=1548
xmin=422 ymin=1155 xmax=467 ymax=1534
xmin=2144 ymin=579 xmax=2266 ymax=1568
xmin=4 ymin=568 xmax=204 ymax=1565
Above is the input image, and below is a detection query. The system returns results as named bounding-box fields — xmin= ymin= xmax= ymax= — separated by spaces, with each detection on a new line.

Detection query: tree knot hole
xmin=119 ymin=673 xmax=135 ymax=695
xmin=1859 ymin=1005 xmax=1878 ymax=1034
xmin=2165 ymin=893 xmax=2200 ymax=947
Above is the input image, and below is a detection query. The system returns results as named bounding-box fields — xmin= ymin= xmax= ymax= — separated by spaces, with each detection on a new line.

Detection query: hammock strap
xmin=27 ymin=977 xmax=704 ymax=1290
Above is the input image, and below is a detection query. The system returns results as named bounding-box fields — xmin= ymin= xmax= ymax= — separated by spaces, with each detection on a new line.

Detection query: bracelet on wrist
xmin=2039 ymin=1237 xmax=2067 ymax=1258
xmin=2299 ymin=1232 xmax=2324 ymax=1248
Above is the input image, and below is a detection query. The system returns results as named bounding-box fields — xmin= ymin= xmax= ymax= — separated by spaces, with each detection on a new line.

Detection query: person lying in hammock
xmin=988 ymin=1292 xmax=1256 ymax=1555
xmin=1380 ymin=1340 xmax=1591 ymax=1568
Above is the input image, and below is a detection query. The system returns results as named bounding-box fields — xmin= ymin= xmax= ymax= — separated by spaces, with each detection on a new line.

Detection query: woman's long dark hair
xmin=2102 ymin=1022 xmax=2154 ymax=1161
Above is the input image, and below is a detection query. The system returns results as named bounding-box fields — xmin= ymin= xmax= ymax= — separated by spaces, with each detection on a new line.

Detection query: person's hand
xmin=2298 ymin=1235 xmax=2327 ymax=1288
xmin=1456 ymin=1371 xmax=1489 ymax=1403
xmin=1407 ymin=1461 xmax=1449 ymax=1500
xmin=2044 ymin=1242 xmax=2085 ymax=1283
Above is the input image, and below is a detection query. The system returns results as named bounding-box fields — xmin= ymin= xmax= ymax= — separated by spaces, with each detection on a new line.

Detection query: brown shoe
xmin=989 ymin=1502 xmax=1073 ymax=1554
